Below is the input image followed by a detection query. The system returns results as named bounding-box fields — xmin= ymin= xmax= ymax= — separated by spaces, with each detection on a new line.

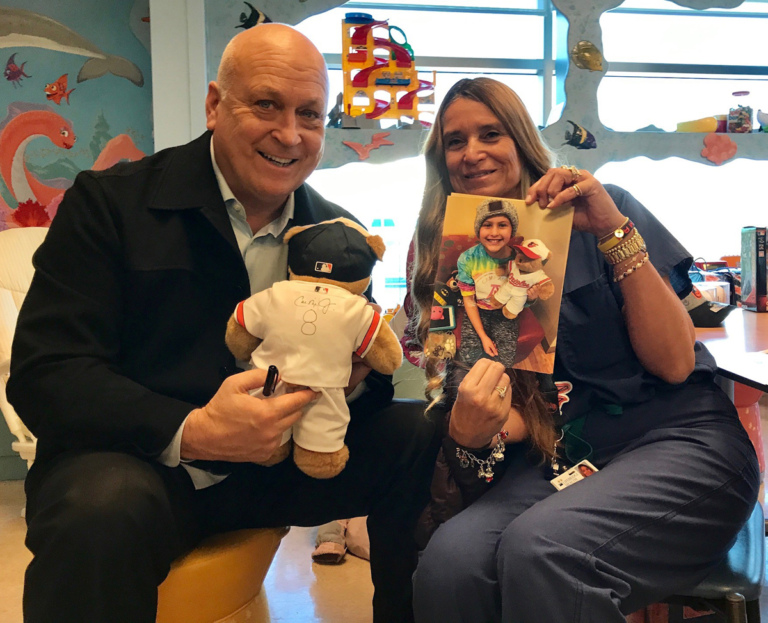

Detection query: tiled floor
xmin=3 ymin=395 xmax=768 ymax=622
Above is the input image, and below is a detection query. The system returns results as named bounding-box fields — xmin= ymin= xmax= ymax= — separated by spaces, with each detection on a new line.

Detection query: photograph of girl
xmin=432 ymin=192 xmax=572 ymax=373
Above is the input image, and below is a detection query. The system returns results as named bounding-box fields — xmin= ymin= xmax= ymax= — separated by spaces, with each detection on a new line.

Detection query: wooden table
xmin=695 ymin=308 xmax=768 ymax=393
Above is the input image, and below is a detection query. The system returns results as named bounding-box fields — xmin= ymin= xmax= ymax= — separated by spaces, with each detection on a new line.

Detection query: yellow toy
xmin=676 ymin=116 xmax=718 ymax=133
xmin=341 ymin=12 xmax=434 ymax=123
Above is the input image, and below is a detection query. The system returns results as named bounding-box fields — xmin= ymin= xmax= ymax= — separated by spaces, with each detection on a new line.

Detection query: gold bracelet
xmin=605 ymin=248 xmax=645 ymax=266
xmin=613 ymin=248 xmax=645 ymax=271
xmin=613 ymin=250 xmax=649 ymax=283
xmin=597 ymin=218 xmax=633 ymax=252
xmin=598 ymin=227 xmax=633 ymax=252
xmin=598 ymin=217 xmax=630 ymax=243
xmin=603 ymin=230 xmax=646 ymax=265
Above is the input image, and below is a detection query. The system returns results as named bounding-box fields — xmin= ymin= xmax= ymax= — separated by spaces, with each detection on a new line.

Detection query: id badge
xmin=550 ymin=460 xmax=599 ymax=491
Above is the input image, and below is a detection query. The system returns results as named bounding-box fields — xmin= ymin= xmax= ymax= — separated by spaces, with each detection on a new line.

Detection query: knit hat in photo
xmin=474 ymin=198 xmax=519 ymax=238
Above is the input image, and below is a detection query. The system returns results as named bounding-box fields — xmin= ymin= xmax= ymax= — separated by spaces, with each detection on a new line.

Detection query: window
xmin=298 ymin=1 xmax=768 ymax=309
xmin=308 ymin=157 xmax=425 ymax=310
xmin=599 ymin=2 xmax=768 ymax=131
xmin=597 ymin=1 xmax=768 ymax=266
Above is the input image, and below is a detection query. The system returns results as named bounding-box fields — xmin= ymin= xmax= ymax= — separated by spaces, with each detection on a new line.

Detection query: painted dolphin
xmin=0 ymin=8 xmax=144 ymax=87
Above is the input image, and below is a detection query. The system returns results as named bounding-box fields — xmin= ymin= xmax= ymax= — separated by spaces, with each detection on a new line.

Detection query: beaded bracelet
xmin=455 ymin=430 xmax=508 ymax=482
xmin=613 ymin=246 xmax=646 ymax=269
xmin=613 ymin=249 xmax=649 ymax=283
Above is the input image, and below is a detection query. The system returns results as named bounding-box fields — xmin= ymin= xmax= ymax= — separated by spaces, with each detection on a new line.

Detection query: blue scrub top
xmin=553 ymin=185 xmax=718 ymax=421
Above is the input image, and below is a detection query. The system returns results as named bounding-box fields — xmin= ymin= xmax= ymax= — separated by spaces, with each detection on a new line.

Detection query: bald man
xmin=10 ymin=24 xmax=437 ymax=623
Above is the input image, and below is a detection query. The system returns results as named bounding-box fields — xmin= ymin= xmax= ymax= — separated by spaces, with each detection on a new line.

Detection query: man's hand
xmin=181 ymin=368 xmax=318 ymax=463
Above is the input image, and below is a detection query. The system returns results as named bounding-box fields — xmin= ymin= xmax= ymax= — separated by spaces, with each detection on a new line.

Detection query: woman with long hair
xmin=406 ymin=77 xmax=758 ymax=623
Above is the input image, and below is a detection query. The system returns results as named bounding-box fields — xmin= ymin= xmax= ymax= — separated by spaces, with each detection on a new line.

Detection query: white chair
xmin=0 ymin=226 xmax=48 ymax=468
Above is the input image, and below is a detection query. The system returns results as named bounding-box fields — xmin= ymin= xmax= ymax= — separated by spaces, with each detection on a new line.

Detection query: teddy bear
xmin=224 ymin=217 xmax=403 ymax=479
xmin=491 ymin=239 xmax=555 ymax=319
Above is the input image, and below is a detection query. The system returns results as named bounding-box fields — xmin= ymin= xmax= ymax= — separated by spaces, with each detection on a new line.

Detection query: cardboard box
xmin=741 ymin=226 xmax=767 ymax=312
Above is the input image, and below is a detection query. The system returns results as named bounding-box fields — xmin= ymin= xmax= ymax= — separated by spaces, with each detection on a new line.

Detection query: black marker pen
xmin=263 ymin=365 xmax=279 ymax=397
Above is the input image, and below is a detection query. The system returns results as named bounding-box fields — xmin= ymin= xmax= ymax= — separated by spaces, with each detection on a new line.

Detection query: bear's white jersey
xmin=234 ymin=280 xmax=381 ymax=388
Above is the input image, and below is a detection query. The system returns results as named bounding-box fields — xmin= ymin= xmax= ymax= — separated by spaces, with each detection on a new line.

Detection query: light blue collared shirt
xmin=210 ymin=141 xmax=296 ymax=296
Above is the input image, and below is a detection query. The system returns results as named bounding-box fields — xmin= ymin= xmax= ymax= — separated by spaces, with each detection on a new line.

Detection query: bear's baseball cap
xmin=474 ymin=198 xmax=519 ymax=237
xmin=513 ymin=239 xmax=550 ymax=259
xmin=287 ymin=220 xmax=380 ymax=282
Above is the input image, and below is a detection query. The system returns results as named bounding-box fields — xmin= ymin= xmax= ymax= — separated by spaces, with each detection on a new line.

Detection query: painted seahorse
xmin=0 ymin=109 xmax=76 ymax=208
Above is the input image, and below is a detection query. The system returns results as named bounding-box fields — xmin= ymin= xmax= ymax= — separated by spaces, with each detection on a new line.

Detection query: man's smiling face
xmin=206 ymin=28 xmax=328 ymax=215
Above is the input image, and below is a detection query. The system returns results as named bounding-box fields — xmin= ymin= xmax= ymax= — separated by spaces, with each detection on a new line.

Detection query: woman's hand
xmin=527 ymin=167 xmax=696 ymax=383
xmin=449 ymin=359 xmax=516 ymax=448
xmin=525 ymin=167 xmax=625 ymax=239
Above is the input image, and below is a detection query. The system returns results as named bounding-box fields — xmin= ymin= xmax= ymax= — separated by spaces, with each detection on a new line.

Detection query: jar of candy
xmin=728 ymin=91 xmax=753 ymax=133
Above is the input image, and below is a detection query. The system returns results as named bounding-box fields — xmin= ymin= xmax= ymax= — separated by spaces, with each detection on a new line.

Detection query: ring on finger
xmin=572 ymin=183 xmax=583 ymax=197
xmin=561 ymin=164 xmax=581 ymax=180
xmin=494 ymin=385 xmax=507 ymax=399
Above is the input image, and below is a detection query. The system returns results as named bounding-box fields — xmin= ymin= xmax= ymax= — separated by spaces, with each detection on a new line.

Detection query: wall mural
xmin=0 ymin=0 xmax=152 ymax=230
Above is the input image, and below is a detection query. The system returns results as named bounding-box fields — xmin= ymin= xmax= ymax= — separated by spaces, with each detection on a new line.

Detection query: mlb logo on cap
xmin=315 ymin=261 xmax=333 ymax=274
xmin=514 ymin=239 xmax=550 ymax=259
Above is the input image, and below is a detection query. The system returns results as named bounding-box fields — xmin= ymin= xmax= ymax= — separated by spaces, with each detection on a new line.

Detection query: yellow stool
xmin=156 ymin=526 xmax=289 ymax=623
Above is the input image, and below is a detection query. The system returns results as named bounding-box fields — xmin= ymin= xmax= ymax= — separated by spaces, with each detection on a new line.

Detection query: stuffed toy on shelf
xmin=225 ymin=218 xmax=403 ymax=479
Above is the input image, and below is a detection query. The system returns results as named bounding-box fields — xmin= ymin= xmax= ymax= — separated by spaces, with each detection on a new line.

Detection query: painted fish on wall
xmin=564 ymin=120 xmax=597 ymax=150
xmin=570 ymin=40 xmax=604 ymax=72
xmin=44 ymin=74 xmax=75 ymax=105
xmin=4 ymin=53 xmax=31 ymax=87
xmin=236 ymin=2 xmax=272 ymax=29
